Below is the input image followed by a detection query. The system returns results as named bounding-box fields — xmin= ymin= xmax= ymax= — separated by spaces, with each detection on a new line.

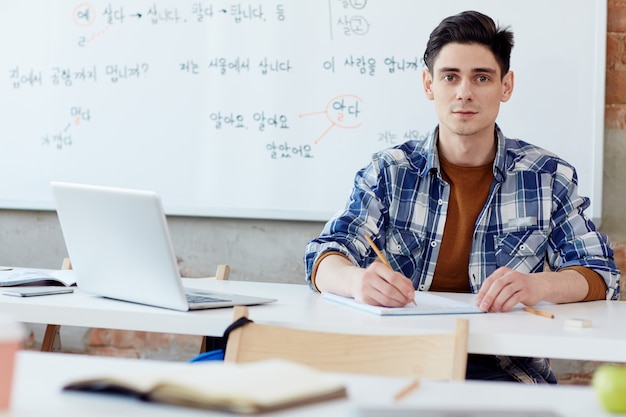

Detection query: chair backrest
xmin=224 ymin=306 xmax=469 ymax=380
xmin=213 ymin=264 xmax=230 ymax=280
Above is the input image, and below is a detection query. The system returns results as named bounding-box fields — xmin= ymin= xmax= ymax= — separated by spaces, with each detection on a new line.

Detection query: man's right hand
xmin=315 ymin=253 xmax=415 ymax=307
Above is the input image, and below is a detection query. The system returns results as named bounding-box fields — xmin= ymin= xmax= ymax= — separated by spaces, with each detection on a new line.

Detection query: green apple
xmin=592 ymin=364 xmax=626 ymax=413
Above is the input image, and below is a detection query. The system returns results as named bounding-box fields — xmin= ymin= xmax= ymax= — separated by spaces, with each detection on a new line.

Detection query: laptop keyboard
xmin=186 ymin=293 xmax=230 ymax=304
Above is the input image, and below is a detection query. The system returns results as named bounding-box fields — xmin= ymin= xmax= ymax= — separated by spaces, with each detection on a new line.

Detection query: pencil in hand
xmin=364 ymin=235 xmax=392 ymax=269
xmin=364 ymin=234 xmax=416 ymax=307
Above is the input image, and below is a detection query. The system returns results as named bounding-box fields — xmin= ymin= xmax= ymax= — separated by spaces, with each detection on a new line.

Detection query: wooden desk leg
xmin=41 ymin=324 xmax=62 ymax=352
xmin=42 ymin=258 xmax=72 ymax=352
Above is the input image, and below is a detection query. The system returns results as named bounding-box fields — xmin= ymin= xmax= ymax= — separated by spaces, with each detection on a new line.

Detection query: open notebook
xmin=64 ymin=359 xmax=347 ymax=414
xmin=322 ymin=291 xmax=485 ymax=316
xmin=51 ymin=181 xmax=276 ymax=311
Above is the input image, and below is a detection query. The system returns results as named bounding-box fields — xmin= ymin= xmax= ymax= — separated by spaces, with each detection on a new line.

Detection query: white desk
xmin=8 ymin=351 xmax=611 ymax=416
xmin=1 ymin=279 xmax=626 ymax=362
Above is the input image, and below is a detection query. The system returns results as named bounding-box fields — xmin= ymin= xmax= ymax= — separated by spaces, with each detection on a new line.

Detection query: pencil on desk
xmin=364 ymin=235 xmax=416 ymax=306
xmin=393 ymin=379 xmax=420 ymax=401
xmin=523 ymin=307 xmax=554 ymax=319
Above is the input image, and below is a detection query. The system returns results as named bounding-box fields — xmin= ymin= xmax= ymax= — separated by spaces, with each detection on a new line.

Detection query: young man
xmin=304 ymin=10 xmax=620 ymax=383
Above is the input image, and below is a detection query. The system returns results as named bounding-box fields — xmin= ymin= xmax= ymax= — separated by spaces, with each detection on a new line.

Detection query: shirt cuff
xmin=560 ymin=266 xmax=607 ymax=301
xmin=310 ymin=251 xmax=351 ymax=293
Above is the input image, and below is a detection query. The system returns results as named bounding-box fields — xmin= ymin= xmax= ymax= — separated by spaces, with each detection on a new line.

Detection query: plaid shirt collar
xmin=418 ymin=124 xmax=507 ymax=183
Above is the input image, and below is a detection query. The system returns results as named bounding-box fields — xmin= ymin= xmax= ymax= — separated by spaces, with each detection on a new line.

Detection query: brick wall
xmin=85 ymin=329 xmax=202 ymax=360
xmin=607 ymin=0 xmax=626 ymax=132
xmin=607 ymin=0 xmax=626 ymax=296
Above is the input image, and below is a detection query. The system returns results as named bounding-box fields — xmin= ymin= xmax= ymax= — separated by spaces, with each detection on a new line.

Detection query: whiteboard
xmin=0 ymin=0 xmax=606 ymax=222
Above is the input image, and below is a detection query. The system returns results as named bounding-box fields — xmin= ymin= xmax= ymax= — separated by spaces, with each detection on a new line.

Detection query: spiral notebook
xmin=322 ymin=291 xmax=485 ymax=316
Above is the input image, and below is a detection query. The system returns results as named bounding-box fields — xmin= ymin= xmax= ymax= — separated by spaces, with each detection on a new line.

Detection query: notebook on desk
xmin=322 ymin=291 xmax=485 ymax=316
xmin=50 ymin=181 xmax=277 ymax=311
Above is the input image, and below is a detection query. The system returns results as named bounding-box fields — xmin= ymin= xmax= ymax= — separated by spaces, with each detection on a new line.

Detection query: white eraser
xmin=564 ymin=318 xmax=592 ymax=328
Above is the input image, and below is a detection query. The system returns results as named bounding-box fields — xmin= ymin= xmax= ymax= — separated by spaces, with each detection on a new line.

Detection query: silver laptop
xmin=50 ymin=181 xmax=276 ymax=311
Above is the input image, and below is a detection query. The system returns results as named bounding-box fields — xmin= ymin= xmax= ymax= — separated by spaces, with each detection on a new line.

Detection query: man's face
xmin=422 ymin=42 xmax=514 ymax=140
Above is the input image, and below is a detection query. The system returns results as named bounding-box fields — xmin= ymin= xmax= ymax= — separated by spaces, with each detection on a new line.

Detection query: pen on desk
xmin=393 ymin=379 xmax=420 ymax=401
xmin=364 ymin=235 xmax=417 ymax=307
xmin=523 ymin=307 xmax=554 ymax=319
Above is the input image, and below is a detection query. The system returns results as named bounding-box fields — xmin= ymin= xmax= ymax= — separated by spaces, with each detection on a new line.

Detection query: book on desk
xmin=62 ymin=359 xmax=347 ymax=414
xmin=0 ymin=268 xmax=76 ymax=287
xmin=322 ymin=291 xmax=485 ymax=316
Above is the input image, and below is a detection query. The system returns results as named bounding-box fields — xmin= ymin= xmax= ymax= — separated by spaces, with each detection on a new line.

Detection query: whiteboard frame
xmin=0 ymin=0 xmax=608 ymax=224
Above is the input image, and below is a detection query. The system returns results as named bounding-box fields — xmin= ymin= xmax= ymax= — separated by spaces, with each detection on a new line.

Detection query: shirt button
xmin=419 ymin=285 xmax=426 ymax=290
xmin=430 ymin=241 xmax=437 ymax=248
xmin=438 ymin=199 xmax=443 ymax=205
xmin=519 ymin=244 xmax=526 ymax=251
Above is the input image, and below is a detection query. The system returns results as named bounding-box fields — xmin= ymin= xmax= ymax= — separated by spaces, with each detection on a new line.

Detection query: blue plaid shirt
xmin=304 ymin=126 xmax=620 ymax=299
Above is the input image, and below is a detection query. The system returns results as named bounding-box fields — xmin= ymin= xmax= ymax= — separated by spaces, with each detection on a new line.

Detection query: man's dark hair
xmin=423 ymin=10 xmax=514 ymax=78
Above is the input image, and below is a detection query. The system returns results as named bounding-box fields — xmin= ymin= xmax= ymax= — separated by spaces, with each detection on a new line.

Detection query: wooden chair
xmin=41 ymin=259 xmax=231 ymax=353
xmin=224 ymin=306 xmax=469 ymax=380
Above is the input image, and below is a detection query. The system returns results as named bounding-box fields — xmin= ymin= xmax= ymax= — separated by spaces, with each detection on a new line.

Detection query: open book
xmin=0 ymin=268 xmax=76 ymax=287
xmin=323 ymin=291 xmax=485 ymax=316
xmin=63 ymin=359 xmax=347 ymax=414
